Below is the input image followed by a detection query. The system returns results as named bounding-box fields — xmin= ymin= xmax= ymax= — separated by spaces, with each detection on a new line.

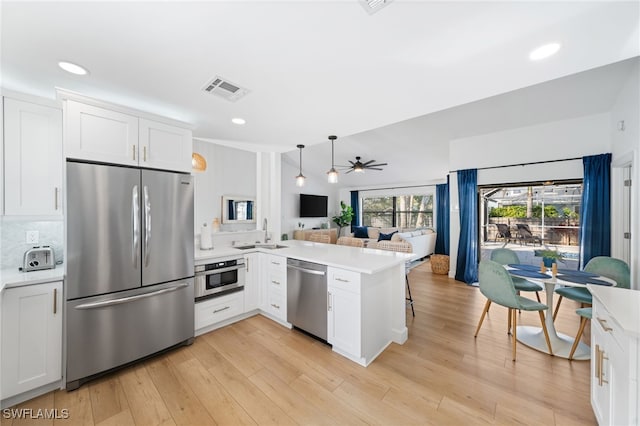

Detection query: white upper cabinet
xmin=139 ymin=118 xmax=192 ymax=173
xmin=65 ymin=100 xmax=139 ymax=166
xmin=64 ymin=100 xmax=192 ymax=172
xmin=3 ymin=97 xmax=63 ymax=216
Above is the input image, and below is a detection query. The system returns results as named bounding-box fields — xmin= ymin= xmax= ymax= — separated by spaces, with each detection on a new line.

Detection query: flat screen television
xmin=300 ymin=194 xmax=328 ymax=217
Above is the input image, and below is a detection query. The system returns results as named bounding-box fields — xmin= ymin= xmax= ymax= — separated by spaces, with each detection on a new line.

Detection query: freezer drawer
xmin=66 ymin=279 xmax=194 ymax=389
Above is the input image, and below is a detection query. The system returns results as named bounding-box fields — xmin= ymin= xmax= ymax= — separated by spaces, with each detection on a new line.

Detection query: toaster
xmin=22 ymin=246 xmax=56 ymax=272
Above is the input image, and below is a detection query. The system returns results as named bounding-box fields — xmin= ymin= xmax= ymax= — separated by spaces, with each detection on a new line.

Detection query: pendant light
xmin=326 ymin=135 xmax=338 ymax=184
xmin=295 ymin=144 xmax=306 ymax=187
xmin=192 ymin=152 xmax=207 ymax=172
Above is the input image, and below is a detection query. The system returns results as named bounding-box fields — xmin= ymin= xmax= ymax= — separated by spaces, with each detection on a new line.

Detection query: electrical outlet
xmin=26 ymin=230 xmax=39 ymax=244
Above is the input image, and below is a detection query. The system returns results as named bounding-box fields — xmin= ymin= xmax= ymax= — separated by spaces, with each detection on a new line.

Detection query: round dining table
xmin=507 ymin=265 xmax=616 ymax=360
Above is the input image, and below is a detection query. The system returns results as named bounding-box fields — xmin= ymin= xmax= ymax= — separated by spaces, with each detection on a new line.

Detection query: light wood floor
xmin=3 ymin=261 xmax=595 ymax=425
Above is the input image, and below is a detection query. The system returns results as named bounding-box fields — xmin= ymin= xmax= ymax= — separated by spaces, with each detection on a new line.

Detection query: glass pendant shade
xmin=326 ymin=135 xmax=339 ymax=183
xmin=295 ymin=144 xmax=305 ymax=187
xmin=192 ymin=152 xmax=207 ymax=172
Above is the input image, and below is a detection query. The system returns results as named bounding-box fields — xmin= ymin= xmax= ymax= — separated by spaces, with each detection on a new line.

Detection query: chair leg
xmin=406 ymin=275 xmax=415 ymax=317
xmin=535 ymin=292 xmax=541 ymax=303
xmin=507 ymin=308 xmax=512 ymax=335
xmin=539 ymin=311 xmax=553 ymax=356
xmin=569 ymin=316 xmax=588 ymax=360
xmin=474 ymin=300 xmax=491 ymax=337
xmin=553 ymin=295 xmax=564 ymax=321
xmin=511 ymin=308 xmax=517 ymax=361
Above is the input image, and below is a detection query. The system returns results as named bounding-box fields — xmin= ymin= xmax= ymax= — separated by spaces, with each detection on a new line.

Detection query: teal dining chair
xmin=553 ymin=256 xmax=630 ymax=320
xmin=474 ymin=260 xmax=553 ymax=361
xmin=491 ymin=248 xmax=543 ymax=302
xmin=568 ymin=307 xmax=592 ymax=360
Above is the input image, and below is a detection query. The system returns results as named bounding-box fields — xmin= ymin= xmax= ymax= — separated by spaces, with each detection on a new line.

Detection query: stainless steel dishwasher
xmin=287 ymin=258 xmax=328 ymax=341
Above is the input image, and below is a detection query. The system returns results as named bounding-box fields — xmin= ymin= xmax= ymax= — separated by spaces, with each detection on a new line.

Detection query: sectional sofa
xmin=348 ymin=227 xmax=437 ymax=259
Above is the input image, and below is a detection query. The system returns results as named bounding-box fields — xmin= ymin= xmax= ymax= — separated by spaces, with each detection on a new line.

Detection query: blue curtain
xmin=350 ymin=191 xmax=359 ymax=230
xmin=455 ymin=169 xmax=478 ymax=284
xmin=579 ymin=153 xmax=611 ymax=268
xmin=228 ymin=200 xmax=235 ymax=220
xmin=246 ymin=201 xmax=253 ymax=220
xmin=435 ymin=176 xmax=450 ymax=255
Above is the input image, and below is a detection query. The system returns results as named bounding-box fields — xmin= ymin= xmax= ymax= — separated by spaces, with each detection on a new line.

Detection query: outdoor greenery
xmin=489 ymin=205 xmax=560 ymax=218
xmin=362 ymin=195 xmax=433 ymax=228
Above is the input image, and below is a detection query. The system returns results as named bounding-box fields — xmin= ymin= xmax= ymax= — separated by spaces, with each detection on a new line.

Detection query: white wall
xmin=281 ymin=157 xmax=339 ymax=239
xmin=610 ymin=61 xmax=639 ymax=289
xmin=193 ymin=140 xmax=257 ymax=233
xmin=448 ymin=112 xmax=612 ymax=279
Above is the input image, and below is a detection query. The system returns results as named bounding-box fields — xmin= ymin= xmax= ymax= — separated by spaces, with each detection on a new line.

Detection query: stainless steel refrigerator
xmin=65 ymin=161 xmax=194 ymax=390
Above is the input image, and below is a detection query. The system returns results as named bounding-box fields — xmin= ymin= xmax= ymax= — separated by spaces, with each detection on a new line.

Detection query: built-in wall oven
xmin=195 ymin=257 xmax=245 ymax=301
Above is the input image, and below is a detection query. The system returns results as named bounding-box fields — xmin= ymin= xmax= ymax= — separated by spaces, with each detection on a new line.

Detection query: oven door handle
xmin=197 ymin=264 xmax=245 ymax=275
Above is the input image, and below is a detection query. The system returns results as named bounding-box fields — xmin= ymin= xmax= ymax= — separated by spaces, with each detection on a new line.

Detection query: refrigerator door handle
xmin=132 ymin=185 xmax=140 ymax=268
xmin=144 ymin=185 xmax=151 ymax=267
xmin=74 ymin=283 xmax=190 ymax=310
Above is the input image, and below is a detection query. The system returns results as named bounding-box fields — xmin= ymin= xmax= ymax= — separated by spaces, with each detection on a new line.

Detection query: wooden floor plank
xmin=117 ymin=365 xmax=175 ymax=426
xmin=173 ymin=357 xmax=256 ymax=426
xmin=53 ymin=386 xmax=93 ymax=425
xmin=145 ymin=357 xmax=216 ymax=426
xmin=87 ymin=376 xmax=129 ymax=425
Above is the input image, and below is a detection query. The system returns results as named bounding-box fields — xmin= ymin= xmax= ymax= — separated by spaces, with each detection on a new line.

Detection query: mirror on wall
xmin=222 ymin=195 xmax=256 ymax=223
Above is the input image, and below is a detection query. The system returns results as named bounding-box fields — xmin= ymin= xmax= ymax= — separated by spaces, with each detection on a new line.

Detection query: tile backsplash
xmin=1 ymin=219 xmax=64 ymax=269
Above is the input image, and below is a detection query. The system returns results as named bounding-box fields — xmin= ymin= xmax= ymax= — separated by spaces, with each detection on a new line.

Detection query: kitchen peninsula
xmin=195 ymin=240 xmax=412 ymax=366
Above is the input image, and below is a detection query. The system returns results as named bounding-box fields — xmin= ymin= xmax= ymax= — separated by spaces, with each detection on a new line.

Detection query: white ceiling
xmin=2 ymin=1 xmax=639 ymax=185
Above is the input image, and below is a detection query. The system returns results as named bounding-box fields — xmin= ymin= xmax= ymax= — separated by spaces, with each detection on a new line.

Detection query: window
xmin=480 ymin=180 xmax=582 ymax=252
xmin=362 ymin=194 xmax=433 ymax=228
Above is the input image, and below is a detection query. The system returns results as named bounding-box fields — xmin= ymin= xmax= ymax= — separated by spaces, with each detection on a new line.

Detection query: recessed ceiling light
xmin=58 ymin=61 xmax=89 ymax=75
xmin=529 ymin=43 xmax=561 ymax=61
xmin=231 ymin=117 xmax=246 ymax=125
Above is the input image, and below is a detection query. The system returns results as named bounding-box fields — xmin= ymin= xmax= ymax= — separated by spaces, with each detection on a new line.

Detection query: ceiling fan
xmin=340 ymin=156 xmax=388 ymax=174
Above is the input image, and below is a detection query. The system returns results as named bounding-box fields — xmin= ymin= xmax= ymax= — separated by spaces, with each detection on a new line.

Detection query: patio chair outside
xmin=494 ymin=223 xmax=514 ymax=243
xmin=516 ymin=224 xmax=542 ymax=246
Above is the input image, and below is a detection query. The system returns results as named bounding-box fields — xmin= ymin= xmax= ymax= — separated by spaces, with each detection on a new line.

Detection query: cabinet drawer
xmin=268 ymin=271 xmax=286 ymax=290
xmin=268 ymin=255 xmax=287 ymax=274
xmin=195 ymin=292 xmax=244 ymax=330
xmin=593 ymin=303 xmax=624 ymax=350
xmin=328 ymin=267 xmax=361 ymax=293
xmin=267 ymin=288 xmax=286 ymax=321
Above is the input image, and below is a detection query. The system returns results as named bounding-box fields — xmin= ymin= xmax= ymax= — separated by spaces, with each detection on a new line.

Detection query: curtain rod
xmin=448 ymin=156 xmax=582 ymax=174
xmin=356 ymin=183 xmax=437 ymax=193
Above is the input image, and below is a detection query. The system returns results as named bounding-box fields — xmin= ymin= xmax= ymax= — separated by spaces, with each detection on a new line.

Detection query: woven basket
xmin=431 ymin=254 xmax=450 ymax=275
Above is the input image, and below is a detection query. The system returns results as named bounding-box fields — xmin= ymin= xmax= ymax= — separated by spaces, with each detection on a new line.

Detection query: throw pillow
xmin=353 ymin=226 xmax=369 ymax=238
xmin=378 ymin=231 xmax=397 ymax=241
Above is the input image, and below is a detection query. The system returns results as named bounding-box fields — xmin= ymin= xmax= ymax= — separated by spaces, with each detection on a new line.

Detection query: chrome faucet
xmin=263 ymin=218 xmax=269 ymax=243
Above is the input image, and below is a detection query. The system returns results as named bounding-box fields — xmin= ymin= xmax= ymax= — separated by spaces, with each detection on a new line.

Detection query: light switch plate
xmin=26 ymin=230 xmax=39 ymax=244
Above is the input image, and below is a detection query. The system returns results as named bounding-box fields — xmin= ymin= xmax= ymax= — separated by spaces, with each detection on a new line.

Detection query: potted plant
xmin=332 ymin=201 xmax=354 ymax=237
xmin=535 ymin=248 xmax=563 ymax=267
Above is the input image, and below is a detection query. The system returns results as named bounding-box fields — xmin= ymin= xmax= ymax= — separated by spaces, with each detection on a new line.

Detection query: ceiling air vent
xmin=201 ymin=75 xmax=249 ymax=102
xmin=359 ymin=0 xmax=393 ymax=15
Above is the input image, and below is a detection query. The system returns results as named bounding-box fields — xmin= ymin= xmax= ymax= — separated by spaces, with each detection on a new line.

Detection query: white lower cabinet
xmin=327 ymin=267 xmax=362 ymax=359
xmin=195 ymin=291 xmax=244 ymax=333
xmin=265 ymin=254 xmax=287 ymax=322
xmin=244 ymin=253 xmax=260 ymax=312
xmin=1 ymin=281 xmax=63 ymax=399
xmin=590 ymin=287 xmax=639 ymax=426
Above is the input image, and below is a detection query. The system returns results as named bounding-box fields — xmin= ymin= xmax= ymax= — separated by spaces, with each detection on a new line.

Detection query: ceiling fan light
xmin=327 ymin=168 xmax=338 ymax=183
xmin=354 ymin=165 xmax=365 ymax=173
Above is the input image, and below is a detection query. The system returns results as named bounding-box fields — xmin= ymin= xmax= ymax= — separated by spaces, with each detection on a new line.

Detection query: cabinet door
xmin=244 ymin=253 xmax=260 ymax=312
xmin=139 ymin=118 xmax=192 ymax=172
xmin=65 ymin=100 xmax=138 ymax=166
xmin=327 ymin=285 xmax=360 ymax=357
xmin=1 ymin=281 xmax=63 ymax=398
xmin=3 ymin=98 xmax=63 ymax=215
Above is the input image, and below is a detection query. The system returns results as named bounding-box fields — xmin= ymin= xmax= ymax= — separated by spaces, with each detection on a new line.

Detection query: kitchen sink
xmin=234 ymin=244 xmax=288 ymax=250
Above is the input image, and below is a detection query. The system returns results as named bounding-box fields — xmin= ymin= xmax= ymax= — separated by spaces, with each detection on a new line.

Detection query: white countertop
xmin=588 ymin=285 xmax=640 ymax=338
xmin=0 ymin=266 xmax=65 ymax=292
xmin=195 ymin=240 xmax=412 ymax=274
